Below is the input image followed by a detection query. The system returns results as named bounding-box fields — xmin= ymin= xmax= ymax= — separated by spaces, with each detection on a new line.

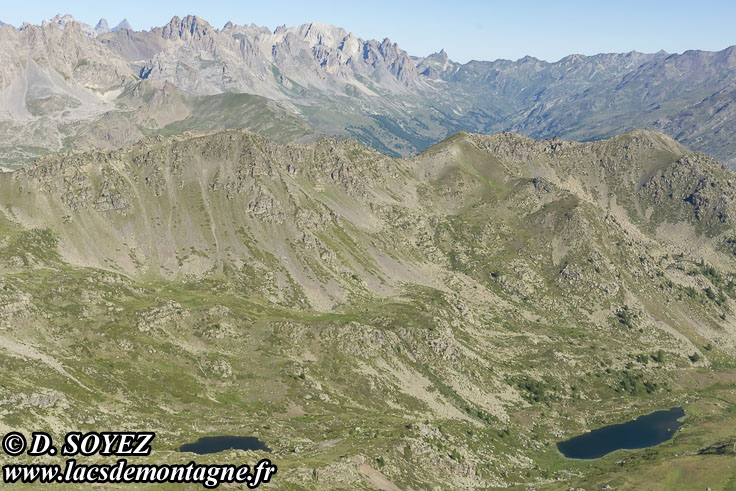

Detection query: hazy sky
xmin=2 ymin=0 xmax=734 ymax=63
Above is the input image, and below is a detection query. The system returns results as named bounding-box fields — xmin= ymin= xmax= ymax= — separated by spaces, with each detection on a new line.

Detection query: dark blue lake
xmin=557 ymin=407 xmax=685 ymax=459
xmin=179 ymin=436 xmax=271 ymax=455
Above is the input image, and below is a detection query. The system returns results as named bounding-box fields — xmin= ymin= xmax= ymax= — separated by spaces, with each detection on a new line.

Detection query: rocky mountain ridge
xmin=3 ymin=128 xmax=734 ymax=304
xmin=0 ymin=14 xmax=734 ymax=170
xmin=37 ymin=14 xmax=132 ymax=37
xmin=1 ymin=128 xmax=736 ymax=488
xmin=125 ymin=15 xmax=422 ymax=98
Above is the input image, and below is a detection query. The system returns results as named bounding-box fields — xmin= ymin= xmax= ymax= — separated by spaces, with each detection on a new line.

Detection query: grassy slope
xmin=0 ymin=130 xmax=735 ymax=488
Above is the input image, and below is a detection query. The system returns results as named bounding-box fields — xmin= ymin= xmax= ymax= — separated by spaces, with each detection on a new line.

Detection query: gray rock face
xmin=94 ymin=18 xmax=109 ymax=35
xmin=42 ymin=14 xmax=96 ymax=37
xmin=0 ymin=19 xmax=135 ymax=166
xmin=39 ymin=14 xmax=130 ymax=38
xmin=134 ymin=16 xmax=421 ymax=99
xmin=113 ymin=19 xmax=132 ymax=32
xmin=416 ymin=49 xmax=456 ymax=78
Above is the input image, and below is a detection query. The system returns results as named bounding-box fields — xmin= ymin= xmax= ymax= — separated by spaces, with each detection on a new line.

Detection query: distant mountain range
xmin=0 ymin=14 xmax=734 ymax=169
xmin=39 ymin=13 xmax=132 ymax=37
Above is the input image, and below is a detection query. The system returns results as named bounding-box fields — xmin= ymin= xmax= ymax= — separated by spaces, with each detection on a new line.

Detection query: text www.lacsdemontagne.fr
xmin=4 ymin=458 xmax=276 ymax=488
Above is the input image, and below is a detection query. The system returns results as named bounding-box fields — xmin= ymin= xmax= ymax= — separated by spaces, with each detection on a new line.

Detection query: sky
xmin=1 ymin=0 xmax=734 ymax=63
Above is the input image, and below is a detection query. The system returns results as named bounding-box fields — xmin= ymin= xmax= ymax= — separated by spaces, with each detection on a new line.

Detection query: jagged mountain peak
xmin=160 ymin=14 xmax=214 ymax=42
xmin=132 ymin=15 xmax=422 ymax=99
xmin=431 ymin=48 xmax=449 ymax=60
xmin=38 ymin=14 xmax=130 ymax=38
xmin=113 ymin=19 xmax=132 ymax=32
xmin=164 ymin=15 xmax=211 ymax=31
xmin=274 ymin=22 xmax=351 ymax=49
xmin=558 ymin=53 xmax=586 ymax=64
xmin=416 ymin=49 xmax=458 ymax=78
xmin=95 ymin=18 xmax=109 ymax=33
xmin=95 ymin=18 xmax=131 ymax=34
xmin=302 ymin=21 xmax=348 ymax=36
xmin=41 ymin=13 xmax=96 ymax=37
xmin=42 ymin=13 xmax=76 ymax=27
xmin=517 ymin=54 xmax=542 ymax=64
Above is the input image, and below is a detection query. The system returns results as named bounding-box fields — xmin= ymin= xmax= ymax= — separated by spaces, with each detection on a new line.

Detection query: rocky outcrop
xmin=135 ymin=17 xmax=424 ymax=98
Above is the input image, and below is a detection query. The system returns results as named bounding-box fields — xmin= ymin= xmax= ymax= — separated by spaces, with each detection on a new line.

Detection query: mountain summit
xmin=114 ymin=18 xmax=132 ymax=31
xmin=42 ymin=13 xmax=96 ymax=36
xmin=94 ymin=18 xmax=109 ymax=34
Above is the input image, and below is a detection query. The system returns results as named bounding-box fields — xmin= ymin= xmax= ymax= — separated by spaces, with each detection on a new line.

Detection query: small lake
xmin=557 ymin=407 xmax=685 ymax=459
xmin=179 ymin=436 xmax=271 ymax=455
